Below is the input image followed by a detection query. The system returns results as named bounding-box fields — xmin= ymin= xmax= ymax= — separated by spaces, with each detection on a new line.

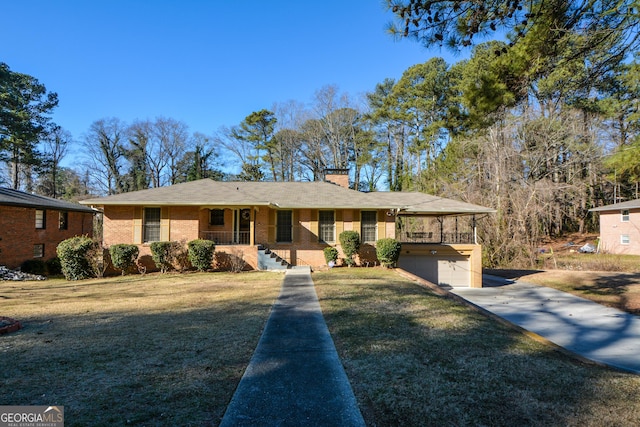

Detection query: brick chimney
xmin=324 ymin=168 xmax=350 ymax=189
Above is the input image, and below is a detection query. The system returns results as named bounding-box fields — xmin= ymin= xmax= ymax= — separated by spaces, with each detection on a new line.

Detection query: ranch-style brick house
xmin=0 ymin=187 xmax=96 ymax=269
xmin=80 ymin=170 xmax=494 ymax=287
xmin=590 ymin=199 xmax=640 ymax=255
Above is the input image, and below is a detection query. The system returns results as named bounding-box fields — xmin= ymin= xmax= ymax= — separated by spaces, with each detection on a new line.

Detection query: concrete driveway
xmin=450 ymin=275 xmax=640 ymax=374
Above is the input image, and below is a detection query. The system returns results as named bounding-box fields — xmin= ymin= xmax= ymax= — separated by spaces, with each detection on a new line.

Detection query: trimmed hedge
xmin=323 ymin=247 xmax=339 ymax=265
xmin=376 ymin=238 xmax=401 ymax=268
xmin=187 ymin=239 xmax=216 ymax=271
xmin=109 ymin=244 xmax=139 ymax=275
xmin=150 ymin=241 xmax=174 ymax=273
xmin=20 ymin=259 xmax=47 ymax=276
xmin=57 ymin=236 xmax=95 ymax=280
xmin=339 ymin=230 xmax=361 ymax=267
xmin=45 ymin=257 xmax=62 ymax=276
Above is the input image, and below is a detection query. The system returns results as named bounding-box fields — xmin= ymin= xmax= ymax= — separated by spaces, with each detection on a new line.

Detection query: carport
xmin=387 ymin=195 xmax=495 ymax=288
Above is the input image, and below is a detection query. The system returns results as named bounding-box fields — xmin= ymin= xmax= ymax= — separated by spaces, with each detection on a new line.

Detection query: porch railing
xmin=399 ymin=231 xmax=474 ymax=244
xmin=200 ymin=231 xmax=251 ymax=245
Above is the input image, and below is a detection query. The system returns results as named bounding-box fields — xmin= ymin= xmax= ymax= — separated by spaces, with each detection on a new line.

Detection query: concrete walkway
xmin=219 ymin=267 xmax=365 ymax=427
xmin=450 ymin=275 xmax=640 ymax=374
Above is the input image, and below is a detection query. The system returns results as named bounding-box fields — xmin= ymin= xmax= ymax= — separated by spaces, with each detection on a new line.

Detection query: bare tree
xmin=39 ymin=125 xmax=70 ymax=198
xmin=82 ymin=118 xmax=127 ymax=195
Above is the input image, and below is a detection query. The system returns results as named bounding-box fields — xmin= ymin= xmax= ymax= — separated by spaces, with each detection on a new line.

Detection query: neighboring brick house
xmin=590 ymin=199 xmax=640 ymax=254
xmin=0 ymin=188 xmax=96 ymax=269
xmin=81 ymin=171 xmax=494 ymax=287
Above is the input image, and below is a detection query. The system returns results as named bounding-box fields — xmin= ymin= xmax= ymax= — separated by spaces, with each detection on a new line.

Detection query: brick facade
xmin=101 ymin=205 xmax=397 ymax=269
xmin=0 ymin=206 xmax=94 ymax=269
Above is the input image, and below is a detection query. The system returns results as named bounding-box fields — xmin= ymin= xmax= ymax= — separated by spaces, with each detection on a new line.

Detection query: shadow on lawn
xmin=314 ymin=271 xmax=640 ymax=427
xmin=578 ymin=272 xmax=640 ymax=315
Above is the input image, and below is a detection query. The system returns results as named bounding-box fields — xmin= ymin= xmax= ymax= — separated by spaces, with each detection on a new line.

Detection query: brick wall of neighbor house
xmin=599 ymin=209 xmax=640 ymax=254
xmin=0 ymin=206 xmax=93 ymax=269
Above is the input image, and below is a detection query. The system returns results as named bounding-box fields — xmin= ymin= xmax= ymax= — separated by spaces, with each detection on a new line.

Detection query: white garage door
xmin=399 ymin=255 xmax=470 ymax=287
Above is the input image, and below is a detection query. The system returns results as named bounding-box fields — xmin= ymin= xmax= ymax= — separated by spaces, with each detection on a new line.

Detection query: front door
xmin=234 ymin=209 xmax=251 ymax=244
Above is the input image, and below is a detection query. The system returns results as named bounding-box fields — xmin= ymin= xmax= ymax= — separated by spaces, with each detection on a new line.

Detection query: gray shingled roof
xmin=0 ymin=187 xmax=97 ymax=213
xmin=590 ymin=199 xmax=640 ymax=212
xmin=80 ymin=179 xmax=495 ymax=215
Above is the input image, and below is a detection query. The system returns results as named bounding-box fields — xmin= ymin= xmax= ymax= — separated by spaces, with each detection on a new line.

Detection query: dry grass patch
xmin=314 ymin=268 xmax=640 ymax=427
xmin=0 ymin=272 xmax=282 ymax=426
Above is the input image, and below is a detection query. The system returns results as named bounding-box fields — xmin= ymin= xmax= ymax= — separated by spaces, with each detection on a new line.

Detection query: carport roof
xmin=80 ymin=179 xmax=495 ymax=215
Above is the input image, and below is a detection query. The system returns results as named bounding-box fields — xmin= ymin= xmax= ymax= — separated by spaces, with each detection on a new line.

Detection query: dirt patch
xmin=539 ymin=233 xmax=599 ymax=254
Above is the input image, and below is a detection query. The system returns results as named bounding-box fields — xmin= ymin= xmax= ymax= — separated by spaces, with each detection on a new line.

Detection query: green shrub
xmin=150 ymin=242 xmax=173 ymax=273
xmin=324 ymin=247 xmax=339 ymax=265
xmin=376 ymin=238 xmax=401 ymax=268
xmin=45 ymin=257 xmax=62 ymax=276
xmin=150 ymin=241 xmax=188 ymax=273
xmin=20 ymin=259 xmax=46 ymax=276
xmin=339 ymin=230 xmax=361 ymax=267
xmin=109 ymin=244 xmax=139 ymax=275
xmin=187 ymin=239 xmax=216 ymax=271
xmin=57 ymin=236 xmax=95 ymax=280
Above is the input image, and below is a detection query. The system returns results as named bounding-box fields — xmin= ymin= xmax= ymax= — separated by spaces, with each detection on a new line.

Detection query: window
xmin=318 ymin=210 xmax=335 ymax=243
xmin=276 ymin=210 xmax=293 ymax=242
xmin=622 ymin=209 xmax=630 ymax=222
xmin=33 ymin=244 xmax=44 ymax=258
xmin=210 ymin=209 xmax=224 ymax=226
xmin=35 ymin=209 xmax=46 ymax=229
xmin=59 ymin=211 xmax=68 ymax=230
xmin=361 ymin=211 xmax=377 ymax=242
xmin=621 ymin=234 xmax=630 ymax=245
xmin=143 ymin=207 xmax=161 ymax=242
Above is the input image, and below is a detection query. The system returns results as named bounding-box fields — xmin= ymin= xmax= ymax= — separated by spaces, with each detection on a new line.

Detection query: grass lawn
xmin=0 ymin=272 xmax=282 ymax=426
xmin=314 ymin=268 xmax=640 ymax=427
xmin=4 ymin=267 xmax=640 ymax=426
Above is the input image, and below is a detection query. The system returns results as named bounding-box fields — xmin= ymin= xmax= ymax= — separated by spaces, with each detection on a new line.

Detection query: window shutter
xmin=310 ymin=209 xmax=318 ymax=237
xmin=133 ymin=207 xmax=143 ymax=244
xmin=335 ymin=209 xmax=344 ymax=237
xmin=268 ymin=209 xmax=276 ymax=243
xmin=377 ymin=210 xmax=386 ymax=239
xmin=160 ymin=207 xmax=170 ymax=241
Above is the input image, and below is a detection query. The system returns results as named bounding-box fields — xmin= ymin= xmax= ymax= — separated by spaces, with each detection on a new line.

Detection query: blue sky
xmin=5 ymin=1 xmax=463 ymax=166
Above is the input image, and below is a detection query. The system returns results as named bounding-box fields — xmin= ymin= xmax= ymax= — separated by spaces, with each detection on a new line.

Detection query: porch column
xmin=250 ymin=207 xmax=255 ymax=246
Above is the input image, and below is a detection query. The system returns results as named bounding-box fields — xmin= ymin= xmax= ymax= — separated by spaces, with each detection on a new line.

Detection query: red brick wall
xmin=0 ymin=206 xmax=94 ymax=269
xmin=167 ymin=206 xmax=200 ymax=242
xmin=102 ymin=206 xmax=134 ymax=246
xmin=100 ymin=205 xmax=399 ymax=270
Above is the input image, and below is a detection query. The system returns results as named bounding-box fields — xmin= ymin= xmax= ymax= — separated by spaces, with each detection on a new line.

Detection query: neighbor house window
xmin=276 ymin=210 xmax=293 ymax=242
xmin=35 ymin=209 xmax=46 ymax=229
xmin=621 ymin=234 xmax=630 ymax=245
xmin=210 ymin=209 xmax=224 ymax=226
xmin=59 ymin=211 xmax=68 ymax=230
xmin=33 ymin=244 xmax=44 ymax=258
xmin=361 ymin=211 xmax=377 ymax=242
xmin=622 ymin=209 xmax=630 ymax=222
xmin=143 ymin=207 xmax=161 ymax=243
xmin=318 ymin=210 xmax=335 ymax=243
